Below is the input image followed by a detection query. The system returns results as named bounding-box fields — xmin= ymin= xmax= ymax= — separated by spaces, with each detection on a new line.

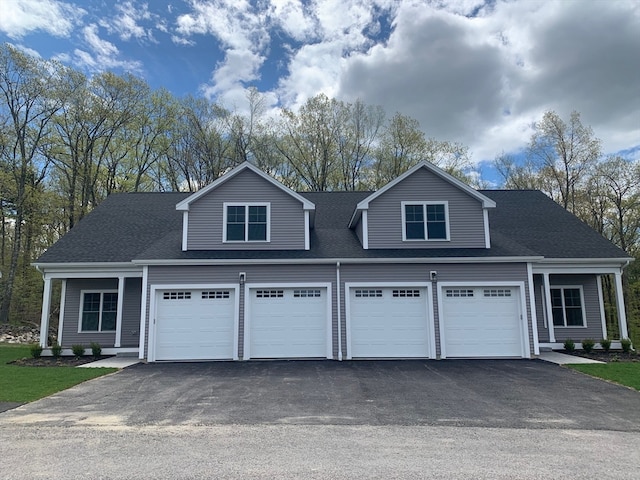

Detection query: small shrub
xmin=51 ymin=343 xmax=63 ymax=358
xmin=600 ymin=338 xmax=611 ymax=352
xmin=563 ymin=338 xmax=575 ymax=352
xmin=30 ymin=344 xmax=43 ymax=358
xmin=71 ymin=344 xmax=85 ymax=357
xmin=621 ymin=338 xmax=632 ymax=354
xmin=90 ymin=342 xmax=102 ymax=358
xmin=581 ymin=338 xmax=595 ymax=353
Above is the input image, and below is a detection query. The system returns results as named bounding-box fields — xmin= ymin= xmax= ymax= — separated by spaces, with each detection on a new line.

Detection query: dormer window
xmin=224 ymin=203 xmax=270 ymax=242
xmin=401 ymin=201 xmax=449 ymax=241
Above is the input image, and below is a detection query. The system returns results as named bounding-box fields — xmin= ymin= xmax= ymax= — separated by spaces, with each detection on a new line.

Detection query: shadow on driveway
xmin=1 ymin=360 xmax=639 ymax=431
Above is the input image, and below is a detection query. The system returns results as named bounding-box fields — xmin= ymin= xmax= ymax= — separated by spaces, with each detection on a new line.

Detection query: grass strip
xmin=0 ymin=344 xmax=117 ymax=402
xmin=568 ymin=363 xmax=640 ymax=391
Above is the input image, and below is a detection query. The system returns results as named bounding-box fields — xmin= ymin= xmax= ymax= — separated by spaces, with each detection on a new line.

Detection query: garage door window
xmin=484 ymin=289 xmax=512 ymax=297
xmin=445 ymin=289 xmax=474 ymax=297
xmin=551 ymin=287 xmax=585 ymax=327
xmin=293 ymin=289 xmax=321 ymax=298
xmin=256 ymin=290 xmax=284 ymax=298
xmin=163 ymin=291 xmax=191 ymax=300
xmin=392 ymin=289 xmax=421 ymax=297
xmin=202 ymin=291 xmax=230 ymax=299
xmin=355 ymin=289 xmax=383 ymax=297
xmin=80 ymin=291 xmax=117 ymax=332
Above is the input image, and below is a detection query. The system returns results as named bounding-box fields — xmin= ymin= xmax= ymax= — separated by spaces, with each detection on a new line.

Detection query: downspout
xmin=336 ymin=262 xmax=343 ymax=361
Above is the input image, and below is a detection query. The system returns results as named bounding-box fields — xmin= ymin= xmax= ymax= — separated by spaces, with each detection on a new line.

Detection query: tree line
xmin=0 ymin=43 xmax=638 ymax=345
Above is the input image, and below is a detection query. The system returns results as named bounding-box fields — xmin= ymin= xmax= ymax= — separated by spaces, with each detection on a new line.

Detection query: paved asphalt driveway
xmin=2 ymin=359 xmax=639 ymax=430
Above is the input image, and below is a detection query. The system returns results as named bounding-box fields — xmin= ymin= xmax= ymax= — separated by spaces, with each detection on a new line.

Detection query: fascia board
xmin=132 ymin=255 xmax=544 ymax=266
xmin=175 ymin=162 xmax=315 ymax=211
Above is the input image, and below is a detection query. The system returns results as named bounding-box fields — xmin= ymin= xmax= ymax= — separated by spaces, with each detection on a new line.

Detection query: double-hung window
xmin=224 ymin=203 xmax=269 ymax=242
xmin=550 ymin=287 xmax=585 ymax=327
xmin=80 ymin=291 xmax=118 ymax=332
xmin=402 ymin=202 xmax=449 ymax=241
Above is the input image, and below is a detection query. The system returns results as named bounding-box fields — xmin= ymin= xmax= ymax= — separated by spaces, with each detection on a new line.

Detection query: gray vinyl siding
xmin=61 ymin=278 xmax=118 ymax=347
xmin=143 ymin=261 xmax=534 ymax=361
xmin=367 ymin=167 xmax=487 ymax=249
xmin=534 ymin=274 xmax=604 ymax=343
xmin=60 ymin=278 xmax=142 ymax=348
xmin=121 ymin=278 xmax=142 ymax=347
xmin=186 ymin=169 xmax=306 ymax=250
xmin=338 ymin=262 xmax=532 ymax=358
xmin=145 ymin=264 xmax=336 ymax=359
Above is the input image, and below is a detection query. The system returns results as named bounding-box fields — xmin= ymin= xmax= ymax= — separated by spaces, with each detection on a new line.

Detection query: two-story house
xmin=34 ymin=161 xmax=632 ymax=361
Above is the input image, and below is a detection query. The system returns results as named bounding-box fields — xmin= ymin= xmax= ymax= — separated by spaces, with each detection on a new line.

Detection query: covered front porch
xmin=531 ymin=262 xmax=629 ymax=350
xmin=36 ymin=264 xmax=144 ymax=356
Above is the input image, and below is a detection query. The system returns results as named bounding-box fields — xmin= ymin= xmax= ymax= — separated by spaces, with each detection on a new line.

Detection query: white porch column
xmin=39 ymin=277 xmax=52 ymax=348
xmin=596 ymin=275 xmax=608 ymax=339
xmin=114 ymin=276 xmax=125 ymax=348
xmin=542 ymin=273 xmax=555 ymax=343
xmin=614 ymin=272 xmax=629 ymax=340
xmin=57 ymin=280 xmax=67 ymax=346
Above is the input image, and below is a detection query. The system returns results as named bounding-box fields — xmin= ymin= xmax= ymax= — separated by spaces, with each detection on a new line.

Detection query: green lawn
xmin=568 ymin=363 xmax=640 ymax=391
xmin=0 ymin=344 xmax=117 ymax=403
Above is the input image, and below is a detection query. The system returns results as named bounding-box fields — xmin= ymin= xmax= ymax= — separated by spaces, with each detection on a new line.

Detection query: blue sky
xmin=1 ymin=0 xmax=639 ymax=182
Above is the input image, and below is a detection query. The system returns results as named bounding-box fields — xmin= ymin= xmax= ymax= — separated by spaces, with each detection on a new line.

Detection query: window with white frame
xmin=224 ymin=203 xmax=269 ymax=242
xmin=80 ymin=291 xmax=118 ymax=332
xmin=402 ymin=202 xmax=448 ymax=241
xmin=550 ymin=287 xmax=585 ymax=327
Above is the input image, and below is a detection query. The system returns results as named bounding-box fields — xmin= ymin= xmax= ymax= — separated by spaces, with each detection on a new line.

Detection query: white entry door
xmin=247 ymin=287 xmax=329 ymax=358
xmin=154 ymin=289 xmax=236 ymax=361
xmin=441 ymin=286 xmax=523 ymax=357
xmin=348 ymin=287 xmax=431 ymax=358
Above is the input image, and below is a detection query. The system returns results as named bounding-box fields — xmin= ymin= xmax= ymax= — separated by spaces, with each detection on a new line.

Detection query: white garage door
xmin=247 ymin=287 xmax=328 ymax=358
xmin=155 ymin=289 xmax=236 ymax=361
xmin=442 ymin=286 xmax=523 ymax=357
xmin=349 ymin=287 xmax=430 ymax=358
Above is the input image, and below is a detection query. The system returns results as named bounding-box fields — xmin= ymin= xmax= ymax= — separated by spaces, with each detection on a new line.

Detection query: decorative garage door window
xmin=392 ymin=289 xmax=421 ymax=297
xmin=354 ymin=289 xmax=383 ymax=298
xmin=256 ymin=289 xmax=284 ymax=298
xmin=445 ymin=289 xmax=474 ymax=297
xmin=163 ymin=291 xmax=191 ymax=300
xmin=483 ymin=289 xmax=512 ymax=297
xmin=293 ymin=289 xmax=321 ymax=298
xmin=201 ymin=291 xmax=230 ymax=299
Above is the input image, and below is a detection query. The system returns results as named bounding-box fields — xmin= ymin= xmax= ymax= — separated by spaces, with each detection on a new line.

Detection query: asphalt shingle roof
xmin=36 ymin=188 xmax=628 ymax=264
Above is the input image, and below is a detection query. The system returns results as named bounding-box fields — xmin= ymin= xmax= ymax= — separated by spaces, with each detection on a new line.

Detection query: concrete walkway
xmin=538 ymin=351 xmax=605 ymax=365
xmin=77 ymin=357 xmax=140 ymax=368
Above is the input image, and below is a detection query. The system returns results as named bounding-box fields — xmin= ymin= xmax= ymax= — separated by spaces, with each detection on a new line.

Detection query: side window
xmin=550 ymin=287 xmax=585 ymax=327
xmin=80 ymin=291 xmax=118 ymax=332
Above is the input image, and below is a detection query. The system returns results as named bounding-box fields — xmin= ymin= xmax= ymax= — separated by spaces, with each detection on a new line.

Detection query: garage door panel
xmin=443 ymin=286 xmax=523 ymax=358
xmin=248 ymin=287 xmax=328 ymax=358
xmin=155 ymin=289 xmax=236 ymax=361
xmin=349 ymin=287 xmax=431 ymax=358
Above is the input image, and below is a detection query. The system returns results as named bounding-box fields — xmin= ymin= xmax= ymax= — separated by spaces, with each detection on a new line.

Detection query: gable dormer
xmin=348 ymin=162 xmax=495 ymax=249
xmin=176 ymin=162 xmax=315 ymax=251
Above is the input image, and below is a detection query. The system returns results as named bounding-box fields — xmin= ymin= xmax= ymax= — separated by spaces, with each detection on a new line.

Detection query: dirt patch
xmin=10 ymin=356 xmax=112 ymax=367
xmin=562 ymin=350 xmax=639 ymax=363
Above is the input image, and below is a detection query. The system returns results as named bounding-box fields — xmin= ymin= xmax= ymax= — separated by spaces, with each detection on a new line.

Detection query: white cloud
xmin=331 ymin=0 xmax=640 ymax=162
xmin=100 ymin=1 xmax=156 ymax=42
xmin=0 ymin=0 xmax=85 ymax=39
xmin=72 ymin=24 xmax=142 ymax=73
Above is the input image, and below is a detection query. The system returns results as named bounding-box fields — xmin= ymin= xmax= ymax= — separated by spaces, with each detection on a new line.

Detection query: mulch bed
xmin=562 ymin=350 xmax=639 ymax=363
xmin=10 ymin=356 xmax=112 ymax=367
